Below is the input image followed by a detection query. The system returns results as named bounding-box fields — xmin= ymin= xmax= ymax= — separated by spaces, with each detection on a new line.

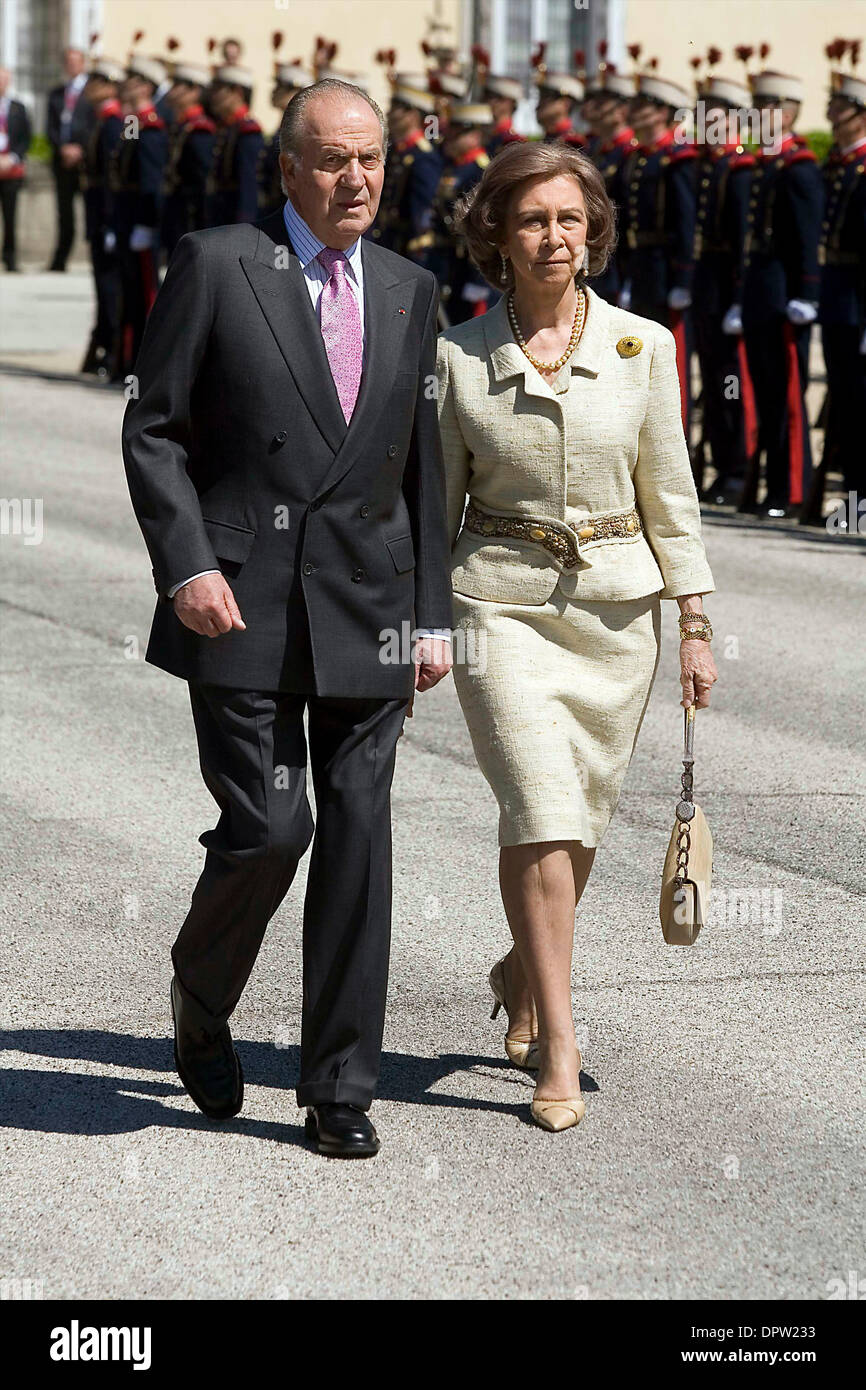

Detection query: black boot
xmin=170 ymin=976 xmax=243 ymax=1120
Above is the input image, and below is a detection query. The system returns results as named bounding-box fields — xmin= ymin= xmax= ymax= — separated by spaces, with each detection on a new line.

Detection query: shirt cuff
xmin=416 ymin=628 xmax=453 ymax=643
xmin=167 ymin=569 xmax=220 ymax=599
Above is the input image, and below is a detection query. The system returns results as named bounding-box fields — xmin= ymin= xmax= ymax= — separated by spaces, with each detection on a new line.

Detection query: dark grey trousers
xmin=172 ymin=683 xmax=408 ymax=1110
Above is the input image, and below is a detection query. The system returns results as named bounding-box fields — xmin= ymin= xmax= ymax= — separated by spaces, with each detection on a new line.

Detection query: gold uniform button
xmin=529 ymin=526 xmax=547 ymax=540
xmin=578 ymin=524 xmax=595 ymax=540
xmin=616 ymin=336 xmax=643 ymax=358
xmin=481 ymin=520 xmax=496 ymax=534
xmin=626 ymin=516 xmax=637 ymax=533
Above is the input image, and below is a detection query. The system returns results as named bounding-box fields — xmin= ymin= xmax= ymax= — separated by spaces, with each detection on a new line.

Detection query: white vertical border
xmin=69 ymin=0 xmax=104 ymax=54
xmin=1 ymin=0 xmax=18 ymax=71
xmin=607 ymin=0 xmax=626 ymax=69
xmin=490 ymin=0 xmax=508 ymax=72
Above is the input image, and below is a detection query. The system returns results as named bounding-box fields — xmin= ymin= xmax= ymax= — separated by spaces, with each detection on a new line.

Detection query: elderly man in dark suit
xmin=122 ymin=79 xmax=453 ymax=1158
xmin=0 ymin=66 xmax=31 ymax=272
xmin=46 ymin=47 xmax=95 ymax=272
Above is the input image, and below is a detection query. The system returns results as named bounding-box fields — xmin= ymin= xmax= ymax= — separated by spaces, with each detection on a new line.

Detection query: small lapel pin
xmin=397 ymin=307 xmax=406 ymax=315
xmin=617 ymin=336 xmax=643 ymax=358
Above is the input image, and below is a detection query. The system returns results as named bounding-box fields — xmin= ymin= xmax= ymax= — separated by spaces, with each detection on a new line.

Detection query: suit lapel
xmin=240 ymin=211 xmax=347 ymax=454
xmin=241 ymin=216 xmax=417 ymax=485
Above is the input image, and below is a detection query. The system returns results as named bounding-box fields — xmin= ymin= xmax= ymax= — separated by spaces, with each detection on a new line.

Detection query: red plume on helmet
xmin=166 ymin=36 xmax=180 ymax=53
xmin=272 ymin=32 xmax=283 ymax=53
xmin=707 ymin=47 xmax=722 ymax=68
xmin=531 ymin=41 xmax=547 ymax=70
xmin=690 ymin=56 xmax=702 ymax=72
xmin=759 ymin=42 xmax=771 ymax=61
xmin=133 ymin=30 xmax=145 ymax=45
xmin=628 ymin=43 xmax=642 ymax=63
xmin=851 ymin=39 xmax=862 ymax=67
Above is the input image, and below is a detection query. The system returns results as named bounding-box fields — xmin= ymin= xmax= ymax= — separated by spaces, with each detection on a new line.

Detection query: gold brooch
xmin=616 ymin=336 xmax=643 ymax=358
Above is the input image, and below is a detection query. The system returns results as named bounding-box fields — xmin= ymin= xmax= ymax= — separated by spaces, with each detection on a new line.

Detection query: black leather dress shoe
xmin=305 ymin=1104 xmax=380 ymax=1158
xmin=170 ymin=977 xmax=243 ymax=1120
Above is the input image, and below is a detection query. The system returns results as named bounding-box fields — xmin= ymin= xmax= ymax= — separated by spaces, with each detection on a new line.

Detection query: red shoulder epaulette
xmin=730 ymin=151 xmax=756 ymax=170
xmin=186 ymin=117 xmax=216 ymax=134
xmin=100 ymin=99 xmax=122 ymax=120
xmin=238 ymin=117 xmax=262 ymax=134
xmin=784 ymin=145 xmax=817 ymax=165
xmin=140 ymin=108 xmax=166 ymax=131
xmin=563 ymin=133 xmax=586 ymax=148
xmin=503 ymin=130 xmax=526 ymax=144
xmin=669 ymin=142 xmax=698 ymax=163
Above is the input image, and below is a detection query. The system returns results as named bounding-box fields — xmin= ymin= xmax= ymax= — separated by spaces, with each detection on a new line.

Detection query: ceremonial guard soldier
xmin=482 ymin=74 xmax=525 ymax=158
xmin=368 ymin=73 xmax=442 ymax=263
xmin=740 ymin=69 xmax=823 ymax=517
xmin=427 ymin=102 xmax=492 ymax=325
xmin=533 ymin=53 xmax=586 ymax=147
xmin=109 ymin=55 xmax=168 ymax=377
xmin=623 ymin=70 xmax=697 ymax=430
xmin=815 ymin=64 xmax=866 ymax=515
xmin=79 ymin=56 xmax=125 ymax=376
xmin=691 ymin=71 xmax=756 ymax=504
xmin=258 ymin=52 xmax=311 ymax=219
xmin=583 ymin=60 xmax=635 ymax=304
xmin=206 ymin=64 xmax=263 ymax=226
xmin=160 ymin=61 xmax=215 ymax=258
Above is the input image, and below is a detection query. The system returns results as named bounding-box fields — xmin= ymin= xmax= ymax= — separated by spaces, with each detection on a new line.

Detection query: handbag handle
xmin=674 ymin=705 xmax=697 ymax=887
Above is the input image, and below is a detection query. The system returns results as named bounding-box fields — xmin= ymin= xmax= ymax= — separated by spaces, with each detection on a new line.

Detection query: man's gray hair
xmin=279 ymin=78 xmax=388 ymax=181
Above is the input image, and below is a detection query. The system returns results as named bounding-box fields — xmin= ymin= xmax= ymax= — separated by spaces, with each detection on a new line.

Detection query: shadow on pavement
xmin=0 ymin=1029 xmax=597 ymax=1135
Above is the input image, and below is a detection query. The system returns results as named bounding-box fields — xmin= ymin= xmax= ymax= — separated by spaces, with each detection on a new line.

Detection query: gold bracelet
xmin=679 ymin=613 xmax=713 ymax=641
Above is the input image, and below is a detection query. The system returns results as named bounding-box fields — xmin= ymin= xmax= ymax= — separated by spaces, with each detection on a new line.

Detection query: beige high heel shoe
xmin=531 ymin=1051 xmax=586 ymax=1131
xmin=488 ymin=955 xmax=539 ymax=1069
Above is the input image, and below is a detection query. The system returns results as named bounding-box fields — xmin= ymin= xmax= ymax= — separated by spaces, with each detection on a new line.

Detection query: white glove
xmin=860 ymin=328 xmax=866 ymax=355
xmin=102 ymin=229 xmax=116 ymax=253
xmin=461 ymin=282 xmax=490 ymax=304
xmin=667 ymin=287 xmax=692 ymax=311
xmin=786 ymin=299 xmax=818 ymax=325
xmin=130 ymin=225 xmax=155 ymax=252
xmin=722 ymin=304 xmax=743 ymax=335
xmin=618 ymin=280 xmax=632 ymax=311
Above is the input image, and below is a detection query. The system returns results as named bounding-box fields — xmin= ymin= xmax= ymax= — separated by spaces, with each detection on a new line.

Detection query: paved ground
xmin=0 ymin=272 xmax=864 ymax=1301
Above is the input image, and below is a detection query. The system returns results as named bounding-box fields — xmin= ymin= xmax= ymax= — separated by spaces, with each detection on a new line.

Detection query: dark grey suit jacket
xmin=121 ymin=206 xmax=453 ymax=697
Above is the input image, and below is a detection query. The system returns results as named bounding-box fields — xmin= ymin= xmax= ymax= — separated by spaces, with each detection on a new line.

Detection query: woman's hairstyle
xmin=455 ymin=140 xmax=617 ymax=291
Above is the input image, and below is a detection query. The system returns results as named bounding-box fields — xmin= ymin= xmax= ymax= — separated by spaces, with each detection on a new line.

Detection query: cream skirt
xmin=451 ymin=589 xmax=662 ymax=848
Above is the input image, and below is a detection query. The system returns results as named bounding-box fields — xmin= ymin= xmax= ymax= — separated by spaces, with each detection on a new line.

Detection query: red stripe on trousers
xmin=670 ymin=309 xmax=688 ymax=433
xmin=783 ymin=320 xmax=805 ymax=505
xmin=736 ymin=337 xmax=759 ymax=459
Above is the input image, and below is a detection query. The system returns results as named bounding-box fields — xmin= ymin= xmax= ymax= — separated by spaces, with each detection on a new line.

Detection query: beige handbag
xmin=659 ymin=704 xmax=713 ymax=945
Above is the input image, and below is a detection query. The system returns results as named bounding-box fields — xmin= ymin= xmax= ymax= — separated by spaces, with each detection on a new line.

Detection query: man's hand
xmin=173 ymin=573 xmax=246 ymax=637
xmin=413 ymin=635 xmax=453 ymax=694
xmin=60 ymin=142 xmax=83 ymax=167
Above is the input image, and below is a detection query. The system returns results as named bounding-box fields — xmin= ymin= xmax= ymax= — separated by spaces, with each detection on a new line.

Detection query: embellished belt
xmin=464 ymin=500 xmax=643 ymax=571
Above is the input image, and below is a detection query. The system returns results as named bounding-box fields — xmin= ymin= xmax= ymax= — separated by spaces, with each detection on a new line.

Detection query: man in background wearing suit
xmin=46 ymin=47 xmax=94 ymax=272
xmin=0 ymin=67 xmax=31 ymax=273
xmin=122 ymin=80 xmax=453 ymax=1159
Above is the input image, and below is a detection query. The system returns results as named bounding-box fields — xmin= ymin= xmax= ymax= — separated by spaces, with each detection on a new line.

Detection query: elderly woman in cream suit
xmin=436 ymin=141 xmax=718 ymax=1133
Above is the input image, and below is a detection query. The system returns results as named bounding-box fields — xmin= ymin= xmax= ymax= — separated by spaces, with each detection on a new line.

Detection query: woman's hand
xmin=680 ymin=639 xmax=718 ymax=709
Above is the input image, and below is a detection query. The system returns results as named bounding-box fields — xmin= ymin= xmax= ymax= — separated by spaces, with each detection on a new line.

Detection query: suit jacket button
xmin=359 ymin=505 xmax=370 ymax=517
xmin=387 ymin=444 xmax=397 ymax=458
xmin=274 ymin=430 xmax=287 ymax=444
xmin=303 ymin=562 xmax=314 ymax=576
xmin=309 ymin=499 xmax=321 ymax=512
xmin=351 ymin=568 xmax=365 ymax=582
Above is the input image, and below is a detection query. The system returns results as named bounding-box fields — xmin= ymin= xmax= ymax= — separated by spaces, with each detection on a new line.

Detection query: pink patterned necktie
xmin=317 ymin=246 xmax=363 ymax=422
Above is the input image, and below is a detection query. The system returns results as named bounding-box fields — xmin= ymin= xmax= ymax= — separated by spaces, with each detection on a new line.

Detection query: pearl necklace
xmin=507 ymin=288 xmax=586 ymax=373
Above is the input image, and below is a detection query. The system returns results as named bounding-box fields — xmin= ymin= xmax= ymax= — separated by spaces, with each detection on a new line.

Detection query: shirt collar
xmin=283 ymin=197 xmax=363 ymax=280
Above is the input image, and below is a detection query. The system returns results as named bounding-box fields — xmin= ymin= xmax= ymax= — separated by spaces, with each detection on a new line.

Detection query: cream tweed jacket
xmin=435 ymin=286 xmax=715 ymax=603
